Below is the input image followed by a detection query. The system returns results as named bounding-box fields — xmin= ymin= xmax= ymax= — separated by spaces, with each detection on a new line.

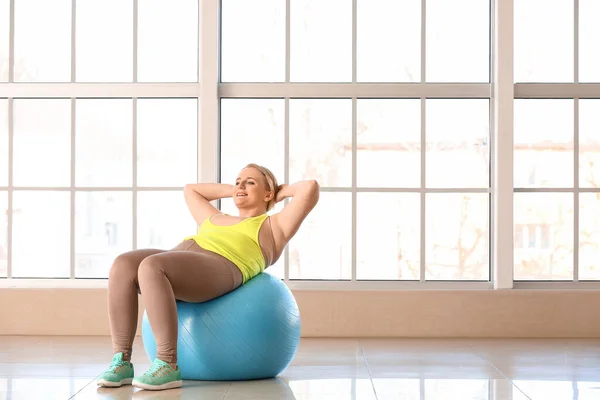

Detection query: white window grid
xmin=0 ymin=0 xmax=598 ymax=290
xmin=513 ymin=0 xmax=600 ymax=289
xmin=0 ymin=0 xmax=207 ymax=285
xmin=219 ymin=0 xmax=493 ymax=290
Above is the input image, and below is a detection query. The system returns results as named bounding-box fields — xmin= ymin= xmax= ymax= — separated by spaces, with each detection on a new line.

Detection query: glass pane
xmin=0 ymin=99 xmax=7 ymax=186
xmin=289 ymin=192 xmax=351 ymax=280
xmin=426 ymin=193 xmax=489 ymax=281
xmin=137 ymin=99 xmax=197 ymax=187
xmin=580 ymin=193 xmax=600 ymax=280
xmin=76 ymin=0 xmax=133 ymax=82
xmin=12 ymin=191 xmax=70 ymax=277
xmin=76 ymin=99 xmax=132 ymax=187
xmin=289 ymin=99 xmax=351 ymax=187
xmin=14 ymin=99 xmax=71 ymax=187
xmin=14 ymin=0 xmax=71 ymax=82
xmin=514 ymin=0 xmax=573 ymax=82
xmin=514 ymin=193 xmax=574 ymax=281
xmin=580 ymin=0 xmax=600 ymax=82
xmin=75 ymin=192 xmax=132 ymax=278
xmin=137 ymin=0 xmax=198 ymax=82
xmin=220 ymin=99 xmax=284 ymax=185
xmin=0 ymin=192 xmax=7 ymax=277
xmin=290 ymin=0 xmax=351 ymax=82
xmin=426 ymin=99 xmax=490 ymax=188
xmin=426 ymin=0 xmax=490 ymax=83
xmin=514 ymin=100 xmax=573 ymax=188
xmin=137 ymin=191 xmax=197 ymax=250
xmin=357 ymin=100 xmax=420 ymax=188
xmin=356 ymin=0 xmax=420 ymax=82
xmin=221 ymin=0 xmax=285 ymax=82
xmin=357 ymin=193 xmax=420 ymax=280
xmin=0 ymin=0 xmax=8 ymax=82
xmin=220 ymin=199 xmax=285 ymax=280
xmin=579 ymin=100 xmax=600 ymax=189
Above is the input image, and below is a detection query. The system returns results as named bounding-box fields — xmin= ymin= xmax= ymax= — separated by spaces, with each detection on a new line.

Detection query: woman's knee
xmin=137 ymin=256 xmax=166 ymax=285
xmin=109 ymin=252 xmax=141 ymax=282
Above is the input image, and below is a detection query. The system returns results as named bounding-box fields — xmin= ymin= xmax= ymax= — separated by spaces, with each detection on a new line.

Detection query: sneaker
xmin=132 ymin=359 xmax=182 ymax=391
xmin=97 ymin=352 xmax=134 ymax=387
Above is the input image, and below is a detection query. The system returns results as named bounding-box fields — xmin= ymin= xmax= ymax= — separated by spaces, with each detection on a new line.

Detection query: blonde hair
xmin=244 ymin=163 xmax=279 ymax=211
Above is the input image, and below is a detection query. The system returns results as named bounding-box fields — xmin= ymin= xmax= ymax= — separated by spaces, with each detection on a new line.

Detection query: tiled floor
xmin=1 ymin=336 xmax=600 ymax=399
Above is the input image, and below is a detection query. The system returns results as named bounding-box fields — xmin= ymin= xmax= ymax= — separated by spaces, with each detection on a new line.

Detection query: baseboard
xmin=1 ymin=288 xmax=599 ymax=337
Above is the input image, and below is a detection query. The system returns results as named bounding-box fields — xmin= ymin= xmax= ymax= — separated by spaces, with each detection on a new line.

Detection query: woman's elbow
xmin=184 ymin=184 xmax=204 ymax=200
xmin=304 ymin=180 xmax=320 ymax=203
xmin=304 ymin=179 xmax=320 ymax=192
xmin=183 ymin=184 xmax=197 ymax=198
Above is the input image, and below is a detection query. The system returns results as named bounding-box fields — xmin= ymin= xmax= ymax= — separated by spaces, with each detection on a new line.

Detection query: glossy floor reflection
xmin=1 ymin=337 xmax=600 ymax=399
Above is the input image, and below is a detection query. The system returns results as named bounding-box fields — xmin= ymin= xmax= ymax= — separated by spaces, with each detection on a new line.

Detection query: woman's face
xmin=233 ymin=167 xmax=273 ymax=210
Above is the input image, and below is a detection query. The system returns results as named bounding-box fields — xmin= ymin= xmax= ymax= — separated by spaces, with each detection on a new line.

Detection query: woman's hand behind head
xmin=275 ymin=184 xmax=289 ymax=203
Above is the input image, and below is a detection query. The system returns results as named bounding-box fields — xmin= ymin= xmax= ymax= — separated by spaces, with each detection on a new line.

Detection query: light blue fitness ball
xmin=141 ymin=272 xmax=301 ymax=381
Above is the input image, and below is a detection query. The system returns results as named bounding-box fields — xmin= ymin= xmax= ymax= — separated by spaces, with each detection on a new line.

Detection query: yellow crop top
xmin=183 ymin=214 xmax=269 ymax=284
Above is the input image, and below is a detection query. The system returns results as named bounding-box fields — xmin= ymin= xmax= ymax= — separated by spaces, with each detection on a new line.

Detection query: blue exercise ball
xmin=141 ymin=272 xmax=301 ymax=381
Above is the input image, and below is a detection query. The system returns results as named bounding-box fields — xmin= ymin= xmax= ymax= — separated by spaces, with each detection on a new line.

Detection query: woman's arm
xmin=271 ymin=180 xmax=320 ymax=245
xmin=183 ymin=183 xmax=233 ymax=226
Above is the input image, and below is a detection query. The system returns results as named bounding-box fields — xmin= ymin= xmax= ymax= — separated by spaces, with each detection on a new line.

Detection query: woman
xmin=96 ymin=163 xmax=319 ymax=391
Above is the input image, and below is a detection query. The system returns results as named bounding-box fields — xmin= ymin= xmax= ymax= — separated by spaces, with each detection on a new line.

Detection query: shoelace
xmin=144 ymin=362 xmax=169 ymax=377
xmin=108 ymin=357 xmax=126 ymax=372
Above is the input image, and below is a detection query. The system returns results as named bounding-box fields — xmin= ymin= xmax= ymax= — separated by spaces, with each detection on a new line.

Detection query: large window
xmin=1 ymin=0 xmax=599 ymax=289
xmin=514 ymin=0 xmax=600 ymax=283
xmin=0 ymin=0 xmax=198 ymax=279
xmin=219 ymin=0 xmax=491 ymax=282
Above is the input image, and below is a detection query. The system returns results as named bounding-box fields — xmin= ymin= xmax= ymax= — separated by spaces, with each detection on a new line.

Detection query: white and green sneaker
xmin=97 ymin=352 xmax=134 ymax=387
xmin=132 ymin=359 xmax=182 ymax=391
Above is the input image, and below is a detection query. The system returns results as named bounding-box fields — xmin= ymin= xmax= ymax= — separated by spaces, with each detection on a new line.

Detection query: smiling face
xmin=233 ymin=165 xmax=277 ymax=213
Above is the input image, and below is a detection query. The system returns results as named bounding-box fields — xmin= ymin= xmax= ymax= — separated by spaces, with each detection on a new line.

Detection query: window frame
xmin=512 ymin=0 xmax=600 ymax=288
xmin=0 ymin=0 xmax=206 ymax=282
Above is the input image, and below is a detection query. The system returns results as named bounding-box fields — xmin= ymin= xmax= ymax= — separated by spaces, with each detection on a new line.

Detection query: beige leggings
xmin=108 ymin=240 xmax=243 ymax=365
